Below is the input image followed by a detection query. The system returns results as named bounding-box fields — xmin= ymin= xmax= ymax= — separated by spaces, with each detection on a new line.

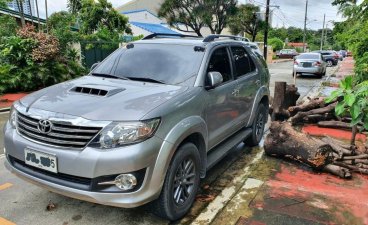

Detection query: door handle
xmin=255 ymin=80 xmax=261 ymax=86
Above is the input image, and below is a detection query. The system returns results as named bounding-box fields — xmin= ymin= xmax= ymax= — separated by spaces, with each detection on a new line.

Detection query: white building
xmin=7 ymin=0 xmax=35 ymax=16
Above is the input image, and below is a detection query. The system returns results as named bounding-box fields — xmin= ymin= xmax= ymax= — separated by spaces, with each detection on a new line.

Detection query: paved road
xmin=0 ymin=61 xmax=339 ymax=225
xmin=268 ymin=61 xmax=338 ymax=99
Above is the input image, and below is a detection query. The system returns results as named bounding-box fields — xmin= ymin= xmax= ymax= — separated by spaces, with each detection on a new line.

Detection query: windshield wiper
xmin=126 ymin=77 xmax=166 ymax=84
xmin=91 ymin=73 xmax=129 ymax=80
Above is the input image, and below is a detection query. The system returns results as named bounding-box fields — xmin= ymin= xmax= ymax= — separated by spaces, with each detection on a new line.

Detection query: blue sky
xmin=37 ymin=0 xmax=343 ymax=30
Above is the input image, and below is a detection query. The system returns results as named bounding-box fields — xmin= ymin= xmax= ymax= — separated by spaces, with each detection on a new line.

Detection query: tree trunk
xmin=318 ymin=121 xmax=362 ymax=131
xmin=321 ymin=137 xmax=353 ymax=158
xmin=35 ymin=0 xmax=41 ymax=31
xmin=323 ymin=164 xmax=352 ymax=179
xmin=264 ymin=121 xmax=333 ymax=169
xmin=290 ymin=102 xmax=337 ymax=125
xmin=16 ymin=0 xmax=25 ymax=27
xmin=303 ymin=113 xmax=335 ymax=123
xmin=351 ymin=125 xmax=358 ymax=154
xmin=288 ymin=97 xmax=327 ymax=116
xmin=271 ymin=82 xmax=299 ymax=121
xmin=334 ymin=162 xmax=368 ymax=175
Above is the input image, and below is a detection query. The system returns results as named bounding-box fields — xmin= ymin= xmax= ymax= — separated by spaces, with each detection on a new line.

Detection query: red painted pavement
xmin=302 ymin=125 xmax=367 ymax=143
xmin=0 ymin=93 xmax=28 ymax=109
xmin=266 ymin=164 xmax=368 ymax=224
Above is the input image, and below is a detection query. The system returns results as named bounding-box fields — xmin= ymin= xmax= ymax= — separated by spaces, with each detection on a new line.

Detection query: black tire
xmin=150 ymin=143 xmax=200 ymax=221
xmin=322 ymin=70 xmax=326 ymax=76
xmin=245 ymin=103 xmax=267 ymax=146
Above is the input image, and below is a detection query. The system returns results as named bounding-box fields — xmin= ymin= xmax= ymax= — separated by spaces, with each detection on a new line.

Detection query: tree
xmin=202 ymin=0 xmax=237 ymax=34
xmin=268 ymin=38 xmax=283 ymax=51
xmin=0 ymin=0 xmax=10 ymax=8
xmin=78 ymin=0 xmax=130 ymax=35
xmin=15 ymin=0 xmax=25 ymax=27
xmin=228 ymin=4 xmax=264 ymax=41
xmin=158 ymin=0 xmax=205 ymax=36
xmin=0 ymin=15 xmax=18 ymax=40
xmin=67 ymin=0 xmax=82 ymax=14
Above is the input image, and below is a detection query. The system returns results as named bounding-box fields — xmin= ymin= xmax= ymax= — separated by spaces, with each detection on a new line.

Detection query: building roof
xmin=131 ymin=21 xmax=179 ymax=35
xmin=122 ymin=9 xmax=158 ymax=18
xmin=287 ymin=42 xmax=308 ymax=47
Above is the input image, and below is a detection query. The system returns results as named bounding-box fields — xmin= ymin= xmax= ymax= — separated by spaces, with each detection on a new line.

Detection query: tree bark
xmin=343 ymin=154 xmax=368 ymax=160
xmin=303 ymin=113 xmax=335 ymax=123
xmin=290 ymin=102 xmax=337 ymax=125
xmin=271 ymin=82 xmax=299 ymax=121
xmin=288 ymin=97 xmax=325 ymax=116
xmin=323 ymin=164 xmax=352 ymax=179
xmin=264 ymin=121 xmax=333 ymax=169
xmin=334 ymin=162 xmax=368 ymax=175
xmin=318 ymin=121 xmax=362 ymax=131
xmin=321 ymin=137 xmax=353 ymax=158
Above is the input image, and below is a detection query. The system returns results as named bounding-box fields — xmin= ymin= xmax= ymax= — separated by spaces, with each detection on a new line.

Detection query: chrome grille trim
xmin=16 ymin=112 xmax=102 ymax=149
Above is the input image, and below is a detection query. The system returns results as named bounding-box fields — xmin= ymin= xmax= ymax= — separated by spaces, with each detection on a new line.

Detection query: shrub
xmin=268 ymin=38 xmax=284 ymax=52
xmin=0 ymin=25 xmax=86 ymax=94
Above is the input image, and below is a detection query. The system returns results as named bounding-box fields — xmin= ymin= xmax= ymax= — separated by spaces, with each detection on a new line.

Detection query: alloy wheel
xmin=173 ymin=158 xmax=196 ymax=205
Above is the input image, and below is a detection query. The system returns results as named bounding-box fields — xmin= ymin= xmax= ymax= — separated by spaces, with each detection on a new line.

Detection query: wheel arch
xmin=246 ymin=86 xmax=270 ymax=127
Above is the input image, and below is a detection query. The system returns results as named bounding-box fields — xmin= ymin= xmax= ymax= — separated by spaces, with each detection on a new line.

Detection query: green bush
xmin=268 ymin=38 xmax=284 ymax=52
xmin=0 ymin=25 xmax=86 ymax=94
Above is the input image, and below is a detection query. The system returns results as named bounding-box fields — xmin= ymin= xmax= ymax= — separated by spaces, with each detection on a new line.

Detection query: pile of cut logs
xmin=265 ymin=82 xmax=368 ymax=179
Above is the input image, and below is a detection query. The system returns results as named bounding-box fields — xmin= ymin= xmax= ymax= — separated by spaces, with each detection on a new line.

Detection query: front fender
xmin=246 ymin=86 xmax=269 ymax=127
xmin=152 ymin=116 xmax=208 ymax=189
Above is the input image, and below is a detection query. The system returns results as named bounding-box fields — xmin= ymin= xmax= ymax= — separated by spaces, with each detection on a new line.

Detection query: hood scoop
xmin=70 ymin=85 xmax=125 ymax=97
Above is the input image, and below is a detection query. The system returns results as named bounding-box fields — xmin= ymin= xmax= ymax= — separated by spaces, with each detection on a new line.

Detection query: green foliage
xmin=0 ymin=25 xmax=86 ymax=94
xmin=0 ymin=15 xmax=18 ymax=41
xmin=228 ymin=4 xmax=265 ymax=41
xmin=48 ymin=11 xmax=80 ymax=54
xmin=268 ymin=38 xmax=284 ymax=52
xmin=159 ymin=0 xmax=236 ymax=36
xmin=67 ymin=0 xmax=82 ymax=14
xmin=0 ymin=0 xmax=10 ymax=8
xmin=78 ymin=0 xmax=131 ymax=35
xmin=326 ymin=76 xmax=368 ymax=130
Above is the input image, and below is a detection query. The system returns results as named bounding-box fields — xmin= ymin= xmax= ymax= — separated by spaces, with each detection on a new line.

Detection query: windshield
xmin=92 ymin=43 xmax=205 ymax=86
xmin=298 ymin=54 xmax=319 ymax=59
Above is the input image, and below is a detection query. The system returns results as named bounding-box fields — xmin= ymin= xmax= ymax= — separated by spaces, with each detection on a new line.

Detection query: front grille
xmin=16 ymin=112 xmax=101 ymax=148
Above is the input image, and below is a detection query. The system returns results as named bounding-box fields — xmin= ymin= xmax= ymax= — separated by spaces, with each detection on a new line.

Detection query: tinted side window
xmin=231 ymin=46 xmax=256 ymax=77
xmin=207 ymin=47 xmax=232 ymax=83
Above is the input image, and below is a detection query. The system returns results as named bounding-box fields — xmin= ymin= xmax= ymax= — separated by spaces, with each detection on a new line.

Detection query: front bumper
xmin=4 ymin=121 xmax=174 ymax=208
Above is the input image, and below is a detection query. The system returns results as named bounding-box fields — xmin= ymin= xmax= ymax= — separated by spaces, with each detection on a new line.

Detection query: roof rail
xmin=203 ymin=35 xmax=249 ymax=43
xmin=142 ymin=33 xmax=201 ymax=40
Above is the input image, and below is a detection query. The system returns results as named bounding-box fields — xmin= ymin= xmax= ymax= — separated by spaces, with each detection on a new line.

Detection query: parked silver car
xmin=293 ymin=53 xmax=327 ymax=78
xmin=3 ymin=34 xmax=270 ymax=221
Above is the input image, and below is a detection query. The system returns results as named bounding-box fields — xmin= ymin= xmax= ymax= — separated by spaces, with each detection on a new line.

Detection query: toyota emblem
xmin=37 ymin=120 xmax=53 ymax=134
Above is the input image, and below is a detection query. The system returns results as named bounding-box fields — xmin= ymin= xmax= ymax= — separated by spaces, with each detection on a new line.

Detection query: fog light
xmin=114 ymin=174 xmax=137 ymax=190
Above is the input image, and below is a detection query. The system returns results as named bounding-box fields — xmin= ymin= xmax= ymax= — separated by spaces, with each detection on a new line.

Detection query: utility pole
xmin=302 ymin=0 xmax=308 ymax=52
xmin=320 ymin=14 xmax=325 ymax=50
xmin=45 ymin=0 xmax=49 ymax=33
xmin=263 ymin=0 xmax=270 ymax=60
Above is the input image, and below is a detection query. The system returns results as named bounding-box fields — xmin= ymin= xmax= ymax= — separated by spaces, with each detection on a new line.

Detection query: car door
xmin=229 ymin=45 xmax=260 ymax=128
xmin=204 ymin=46 xmax=241 ymax=149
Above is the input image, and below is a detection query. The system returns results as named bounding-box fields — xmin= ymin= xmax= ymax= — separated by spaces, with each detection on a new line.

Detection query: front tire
xmin=245 ymin=103 xmax=267 ymax=146
xmin=151 ymin=143 xmax=200 ymax=221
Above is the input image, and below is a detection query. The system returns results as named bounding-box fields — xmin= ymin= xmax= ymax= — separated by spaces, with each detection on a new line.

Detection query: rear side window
xmin=207 ymin=47 xmax=232 ymax=83
xmin=231 ymin=46 xmax=256 ymax=77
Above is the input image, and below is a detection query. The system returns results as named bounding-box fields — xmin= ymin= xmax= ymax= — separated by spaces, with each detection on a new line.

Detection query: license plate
xmin=24 ymin=148 xmax=58 ymax=173
xmin=303 ymin=62 xmax=312 ymax=67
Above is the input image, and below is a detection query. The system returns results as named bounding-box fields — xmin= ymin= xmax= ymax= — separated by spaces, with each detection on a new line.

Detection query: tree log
xmin=334 ymin=162 xmax=368 ymax=175
xmin=343 ymin=159 xmax=368 ymax=165
xmin=303 ymin=113 xmax=335 ymax=123
xmin=288 ymin=97 xmax=326 ymax=116
xmin=290 ymin=102 xmax=337 ymax=125
xmin=321 ymin=137 xmax=352 ymax=158
xmin=271 ymin=82 xmax=299 ymax=121
xmin=343 ymin=154 xmax=368 ymax=160
xmin=264 ymin=121 xmax=333 ymax=169
xmin=323 ymin=164 xmax=352 ymax=179
xmin=318 ymin=121 xmax=363 ymax=131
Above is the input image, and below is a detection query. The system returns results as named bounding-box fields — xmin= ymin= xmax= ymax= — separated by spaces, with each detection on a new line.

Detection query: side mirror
xmin=206 ymin=72 xmax=223 ymax=89
xmin=90 ymin=62 xmax=99 ymax=71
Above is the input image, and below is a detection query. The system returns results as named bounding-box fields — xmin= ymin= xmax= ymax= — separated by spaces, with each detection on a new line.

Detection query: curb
xmin=0 ymin=107 xmax=10 ymax=113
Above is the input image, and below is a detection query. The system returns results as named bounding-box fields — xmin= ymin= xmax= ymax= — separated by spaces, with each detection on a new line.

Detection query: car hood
xmin=19 ymin=76 xmax=188 ymax=121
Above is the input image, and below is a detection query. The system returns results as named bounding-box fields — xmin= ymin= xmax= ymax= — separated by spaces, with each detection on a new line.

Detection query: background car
xmin=339 ymin=50 xmax=347 ymax=58
xmin=278 ymin=49 xmax=299 ymax=59
xmin=335 ymin=51 xmax=344 ymax=61
xmin=293 ymin=53 xmax=327 ymax=78
xmin=312 ymin=50 xmax=338 ymax=66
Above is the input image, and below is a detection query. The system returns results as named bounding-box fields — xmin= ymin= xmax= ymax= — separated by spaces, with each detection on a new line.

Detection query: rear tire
xmin=245 ymin=103 xmax=267 ymax=146
xmin=150 ymin=143 xmax=200 ymax=221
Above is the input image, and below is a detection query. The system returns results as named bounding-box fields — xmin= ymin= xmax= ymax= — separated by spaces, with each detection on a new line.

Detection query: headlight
xmin=9 ymin=106 xmax=17 ymax=129
xmin=90 ymin=118 xmax=160 ymax=149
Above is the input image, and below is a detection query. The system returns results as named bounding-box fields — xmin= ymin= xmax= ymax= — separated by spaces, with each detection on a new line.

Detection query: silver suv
xmin=4 ymin=34 xmax=270 ymax=220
